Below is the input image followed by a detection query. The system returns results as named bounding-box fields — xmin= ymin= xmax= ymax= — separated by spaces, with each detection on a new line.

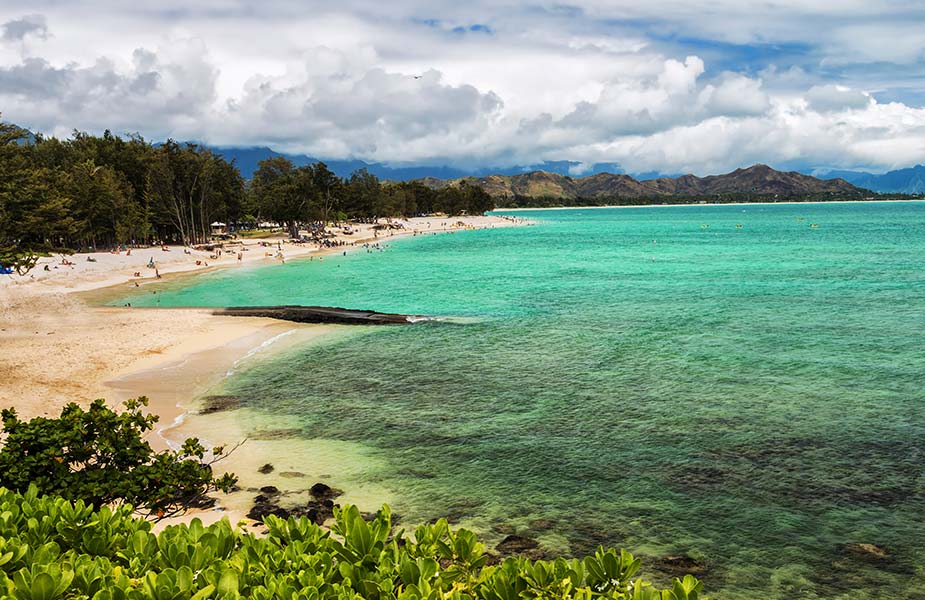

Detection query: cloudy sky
xmin=1 ymin=1 xmax=924 ymax=175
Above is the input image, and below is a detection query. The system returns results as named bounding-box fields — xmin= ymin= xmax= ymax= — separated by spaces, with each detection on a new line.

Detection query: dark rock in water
xmin=310 ymin=482 xmax=332 ymax=496
xmin=280 ymin=471 xmax=305 ymax=478
xmin=214 ymin=305 xmax=419 ymax=325
xmin=247 ymin=489 xmax=290 ymax=522
xmin=249 ymin=428 xmax=303 ymax=440
xmin=310 ymin=482 xmax=343 ymax=500
xmin=568 ymin=522 xmax=619 ymax=556
xmin=289 ymin=501 xmax=335 ymax=525
xmin=247 ymin=502 xmax=291 ymax=521
xmin=304 ymin=508 xmax=322 ymax=524
xmin=493 ymin=524 xmax=516 ymax=536
xmin=842 ymin=543 xmax=889 ymax=560
xmin=656 ymin=555 xmax=708 ymax=575
xmin=529 ymin=518 xmax=556 ymax=532
xmin=496 ymin=535 xmax=540 ymax=554
xmin=246 ymin=483 xmax=346 ymax=525
xmin=198 ymin=395 xmax=242 ymax=414
xmin=258 ymin=463 xmax=274 ymax=474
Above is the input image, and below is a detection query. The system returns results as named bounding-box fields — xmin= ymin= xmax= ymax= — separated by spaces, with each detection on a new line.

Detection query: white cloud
xmin=0 ymin=1 xmax=924 ymax=174
xmin=805 ymin=84 xmax=872 ymax=112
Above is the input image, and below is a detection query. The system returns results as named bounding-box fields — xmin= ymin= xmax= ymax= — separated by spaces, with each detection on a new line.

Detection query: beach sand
xmin=0 ymin=215 xmax=516 ymax=528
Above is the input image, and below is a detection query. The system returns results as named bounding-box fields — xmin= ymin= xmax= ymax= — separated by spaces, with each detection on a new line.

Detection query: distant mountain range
xmin=817 ymin=165 xmax=925 ymax=194
xmin=8 ymin=124 xmax=925 ymax=194
xmin=208 ymin=145 xmax=622 ymax=182
xmin=420 ymin=164 xmax=866 ymax=201
xmin=210 ymin=146 xmax=923 ymax=196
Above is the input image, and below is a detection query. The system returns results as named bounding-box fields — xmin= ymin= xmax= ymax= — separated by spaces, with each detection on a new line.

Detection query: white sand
xmin=0 ymin=215 xmax=518 ymax=527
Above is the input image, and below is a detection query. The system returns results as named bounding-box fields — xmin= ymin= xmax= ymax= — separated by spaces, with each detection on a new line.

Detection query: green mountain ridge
xmin=420 ymin=164 xmax=868 ymax=201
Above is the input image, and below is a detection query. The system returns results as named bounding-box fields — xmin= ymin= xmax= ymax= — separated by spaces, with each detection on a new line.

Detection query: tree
xmin=0 ymin=118 xmax=77 ymax=273
xmin=0 ymin=398 xmax=237 ymax=520
xmin=66 ymin=160 xmax=140 ymax=248
xmin=344 ymin=168 xmax=383 ymax=220
xmin=311 ymin=162 xmax=342 ymax=224
xmin=251 ymin=157 xmax=322 ymax=238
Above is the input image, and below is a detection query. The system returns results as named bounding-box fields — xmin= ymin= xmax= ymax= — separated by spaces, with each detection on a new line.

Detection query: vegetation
xmin=0 ymin=116 xmax=495 ymax=273
xmin=251 ymin=158 xmax=495 ymax=239
xmin=0 ymin=398 xmax=237 ymax=521
xmin=0 ymin=487 xmax=705 ymax=600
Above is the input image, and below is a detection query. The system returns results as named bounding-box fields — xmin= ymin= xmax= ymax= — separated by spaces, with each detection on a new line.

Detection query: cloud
xmin=0 ymin=38 xmax=217 ymax=139
xmin=698 ymin=74 xmax=770 ymax=117
xmin=1 ymin=14 xmax=47 ymax=42
xmin=0 ymin=2 xmax=924 ymax=174
xmin=805 ymin=84 xmax=871 ymax=112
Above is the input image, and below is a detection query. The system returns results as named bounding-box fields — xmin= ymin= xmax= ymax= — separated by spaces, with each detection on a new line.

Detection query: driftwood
xmin=213 ymin=305 xmax=417 ymax=325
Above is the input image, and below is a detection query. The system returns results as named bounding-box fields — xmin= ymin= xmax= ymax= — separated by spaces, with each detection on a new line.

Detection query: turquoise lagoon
xmin=119 ymin=203 xmax=925 ymax=598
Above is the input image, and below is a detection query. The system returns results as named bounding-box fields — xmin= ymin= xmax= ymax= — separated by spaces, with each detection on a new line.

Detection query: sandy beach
xmin=0 ymin=215 xmax=518 ymax=527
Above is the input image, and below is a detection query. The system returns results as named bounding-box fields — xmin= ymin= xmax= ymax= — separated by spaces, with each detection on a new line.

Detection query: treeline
xmin=251 ymin=157 xmax=494 ymax=239
xmin=495 ymin=190 xmax=896 ymax=209
xmin=0 ymin=117 xmax=494 ymax=272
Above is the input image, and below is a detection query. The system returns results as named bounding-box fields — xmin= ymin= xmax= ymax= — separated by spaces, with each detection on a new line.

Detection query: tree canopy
xmin=0 ymin=116 xmax=495 ymax=273
xmin=0 ymin=397 xmax=237 ymax=520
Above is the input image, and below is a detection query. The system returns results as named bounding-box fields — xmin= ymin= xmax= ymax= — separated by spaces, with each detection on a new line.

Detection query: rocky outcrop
xmin=246 ymin=482 xmax=345 ymax=524
xmin=214 ymin=305 xmax=419 ymax=325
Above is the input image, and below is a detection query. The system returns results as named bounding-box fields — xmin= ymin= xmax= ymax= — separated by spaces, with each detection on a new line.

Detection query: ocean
xmin=118 ymin=202 xmax=925 ymax=599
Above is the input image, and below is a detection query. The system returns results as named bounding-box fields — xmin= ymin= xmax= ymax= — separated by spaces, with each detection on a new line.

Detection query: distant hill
xmin=207 ymin=146 xmax=623 ymax=181
xmin=422 ymin=164 xmax=866 ymax=203
xmin=818 ymin=165 xmax=925 ymax=194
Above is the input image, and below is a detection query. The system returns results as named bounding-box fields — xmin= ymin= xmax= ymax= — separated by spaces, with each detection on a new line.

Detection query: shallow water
xmin=118 ymin=203 xmax=925 ymax=598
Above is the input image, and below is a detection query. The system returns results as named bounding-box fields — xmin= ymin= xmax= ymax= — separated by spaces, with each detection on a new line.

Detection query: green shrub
xmin=0 ymin=487 xmax=705 ymax=599
xmin=0 ymin=398 xmax=237 ymax=519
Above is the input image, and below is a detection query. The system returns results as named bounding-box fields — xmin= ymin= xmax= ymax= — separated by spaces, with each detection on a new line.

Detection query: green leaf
xmin=190 ymin=584 xmax=215 ymax=600
xmin=217 ymin=569 xmax=239 ymax=595
xmin=31 ymin=572 xmax=57 ymax=600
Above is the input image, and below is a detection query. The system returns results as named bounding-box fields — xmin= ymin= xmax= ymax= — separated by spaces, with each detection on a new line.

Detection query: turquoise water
xmin=120 ymin=203 xmax=925 ymax=598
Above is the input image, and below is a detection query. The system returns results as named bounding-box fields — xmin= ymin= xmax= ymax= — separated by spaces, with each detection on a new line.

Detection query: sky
xmin=1 ymin=1 xmax=925 ymax=176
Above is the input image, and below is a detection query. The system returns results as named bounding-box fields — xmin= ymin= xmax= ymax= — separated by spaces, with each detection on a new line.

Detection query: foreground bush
xmin=0 ymin=487 xmax=705 ymax=599
xmin=0 ymin=398 xmax=237 ymax=520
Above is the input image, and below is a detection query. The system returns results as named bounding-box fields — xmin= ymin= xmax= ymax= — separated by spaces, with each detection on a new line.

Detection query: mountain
xmin=437 ymin=164 xmax=864 ymax=201
xmin=818 ymin=165 xmax=925 ymax=194
xmin=207 ymin=146 xmax=624 ymax=181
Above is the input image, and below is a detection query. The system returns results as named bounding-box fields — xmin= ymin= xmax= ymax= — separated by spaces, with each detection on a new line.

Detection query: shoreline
xmin=495 ymin=198 xmax=925 ymax=211
xmin=0 ymin=214 xmax=516 ymax=528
